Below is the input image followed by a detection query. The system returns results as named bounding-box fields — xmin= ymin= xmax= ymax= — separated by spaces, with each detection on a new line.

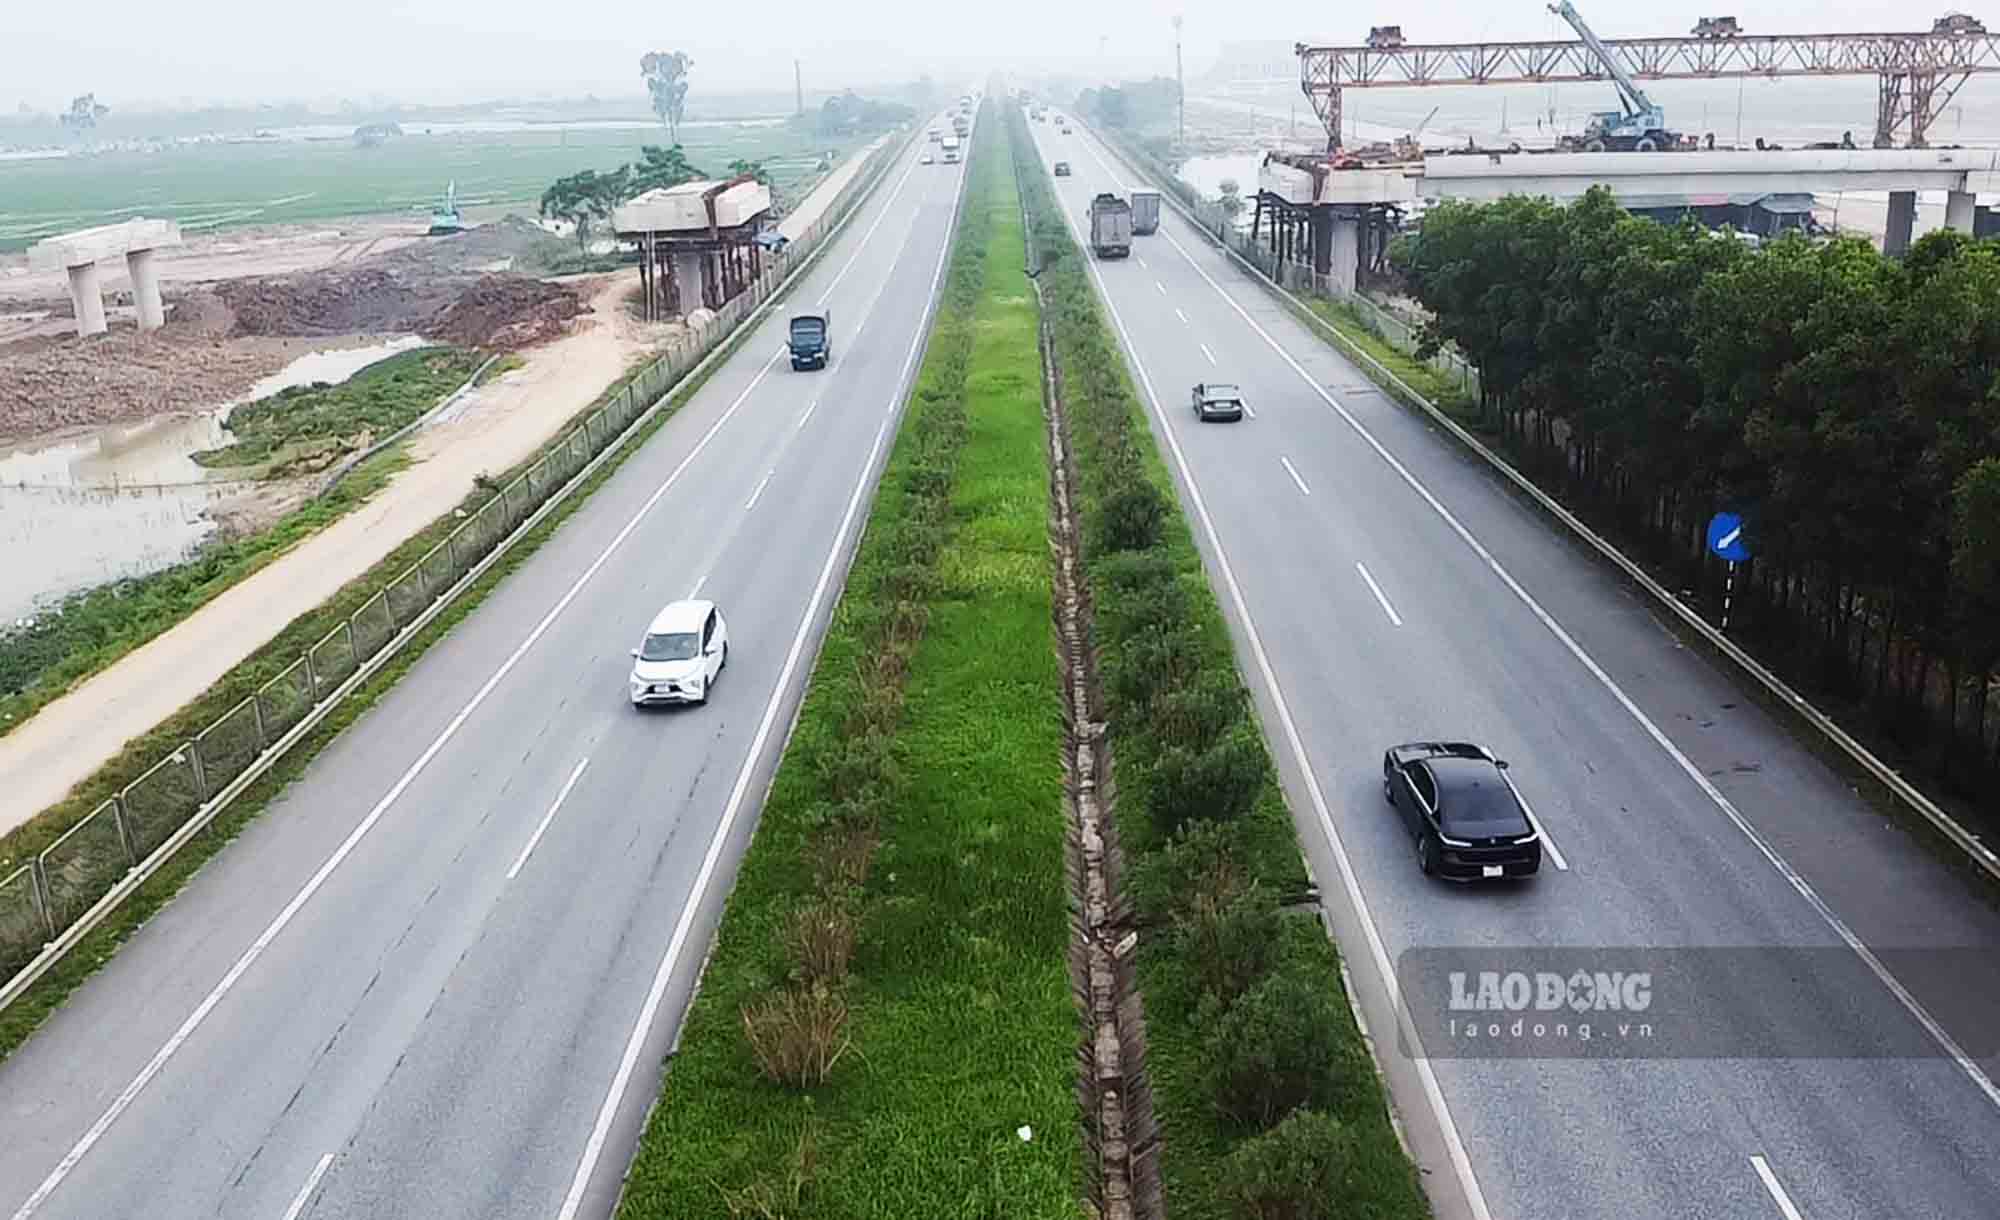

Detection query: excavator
xmin=1548 ymin=0 xmax=1683 ymax=151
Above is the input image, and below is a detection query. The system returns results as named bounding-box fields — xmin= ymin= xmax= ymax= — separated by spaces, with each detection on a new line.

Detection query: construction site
xmin=1187 ymin=5 xmax=2000 ymax=293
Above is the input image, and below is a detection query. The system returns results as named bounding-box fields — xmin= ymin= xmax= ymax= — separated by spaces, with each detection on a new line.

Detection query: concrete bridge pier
xmin=27 ymin=218 xmax=182 ymax=339
xmin=1885 ymin=191 xmax=1918 ymax=256
xmin=63 ymin=261 xmax=109 ymax=337
xmin=1327 ymin=212 xmax=1360 ymax=297
xmin=126 ymin=247 xmax=164 ymax=331
xmin=1946 ymin=189 xmax=1977 ymax=236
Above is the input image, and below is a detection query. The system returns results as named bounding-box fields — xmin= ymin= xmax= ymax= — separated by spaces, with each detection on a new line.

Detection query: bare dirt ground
xmin=0 ymin=218 xmax=582 ymax=445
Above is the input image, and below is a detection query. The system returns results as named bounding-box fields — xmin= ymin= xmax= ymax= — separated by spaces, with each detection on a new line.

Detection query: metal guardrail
xmin=1080 ymin=117 xmax=2000 ymax=887
xmin=0 ymin=128 xmax=921 ymax=1013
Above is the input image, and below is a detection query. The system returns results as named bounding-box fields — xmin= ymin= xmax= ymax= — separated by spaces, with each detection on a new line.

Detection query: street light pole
xmin=1173 ymin=14 xmax=1185 ymax=148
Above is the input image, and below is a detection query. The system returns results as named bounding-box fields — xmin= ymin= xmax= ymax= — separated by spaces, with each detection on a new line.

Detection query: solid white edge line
xmin=1198 ymin=341 xmax=1216 ymax=365
xmin=1281 ymin=455 xmax=1311 ymax=497
xmin=4 ymin=136 xmax=935 ymax=1220
xmin=1750 ymin=1155 xmax=1808 ymax=1220
xmin=278 ymin=1152 xmax=334 ymax=1220
xmin=1040 ymin=158 xmax=1496 ymax=1220
xmin=744 ymin=469 xmax=776 ymax=512
xmin=1354 ymin=561 xmax=1404 ymax=628
xmin=1503 ymin=775 xmax=1570 ymax=872
xmin=552 ymin=133 xmax=967 ymax=1220
xmin=1140 ymin=166 xmax=2000 ymax=1111
xmin=507 ymin=758 xmax=590 ymax=881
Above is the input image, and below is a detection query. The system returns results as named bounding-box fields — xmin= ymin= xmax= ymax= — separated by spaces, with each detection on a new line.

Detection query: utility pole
xmin=1173 ymin=15 xmax=1185 ymax=148
xmin=795 ymin=59 xmax=804 ymax=118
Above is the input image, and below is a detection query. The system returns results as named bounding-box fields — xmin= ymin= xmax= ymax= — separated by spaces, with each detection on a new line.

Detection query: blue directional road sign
xmin=1707 ymin=512 xmax=1751 ymax=562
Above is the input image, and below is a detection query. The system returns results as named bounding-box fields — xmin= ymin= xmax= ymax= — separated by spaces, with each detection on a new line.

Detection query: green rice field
xmin=0 ymin=120 xmax=860 ymax=252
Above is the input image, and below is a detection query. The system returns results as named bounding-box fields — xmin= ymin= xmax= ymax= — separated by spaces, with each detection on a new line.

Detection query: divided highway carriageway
xmin=1030 ymin=114 xmax=2000 ymax=1220
xmin=0 ymin=130 xmax=966 ymax=1220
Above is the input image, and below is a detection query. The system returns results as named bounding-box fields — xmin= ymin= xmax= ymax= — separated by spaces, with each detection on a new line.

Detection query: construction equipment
xmin=1692 ymin=16 xmax=1742 ymax=37
xmin=1935 ymin=12 xmax=1987 ymax=34
xmin=427 ymin=181 xmax=466 ymax=236
xmin=1368 ymin=25 xmax=1406 ymax=49
xmin=1548 ymin=0 xmax=1681 ymax=151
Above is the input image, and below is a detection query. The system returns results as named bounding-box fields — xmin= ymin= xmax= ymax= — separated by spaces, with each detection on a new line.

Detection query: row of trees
xmin=1397 ymin=190 xmax=2000 ymax=799
xmin=798 ymin=90 xmax=915 ymax=138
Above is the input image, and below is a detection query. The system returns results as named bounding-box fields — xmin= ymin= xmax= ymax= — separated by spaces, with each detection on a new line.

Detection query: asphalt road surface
xmin=0 ymin=121 xmax=969 ymax=1220
xmin=1031 ymin=116 xmax=2000 ymax=1220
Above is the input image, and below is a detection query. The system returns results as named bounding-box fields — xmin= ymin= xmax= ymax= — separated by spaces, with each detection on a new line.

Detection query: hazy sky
xmin=4 ymin=0 xmax=1965 ymax=110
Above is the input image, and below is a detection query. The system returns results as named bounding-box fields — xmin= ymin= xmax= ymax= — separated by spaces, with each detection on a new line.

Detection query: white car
xmin=921 ymin=150 xmax=936 ymax=165
xmin=629 ymin=599 xmax=729 ymax=706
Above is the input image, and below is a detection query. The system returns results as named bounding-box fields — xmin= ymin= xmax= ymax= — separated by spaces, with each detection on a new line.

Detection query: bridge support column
xmin=125 ymin=247 xmax=165 ymax=331
xmin=63 ymin=261 xmax=108 ymax=338
xmin=1945 ymin=189 xmax=1976 ymax=235
xmin=1309 ymin=208 xmax=1334 ymax=276
xmin=1327 ymin=212 xmax=1359 ymax=298
xmin=1884 ymin=190 xmax=1917 ymax=256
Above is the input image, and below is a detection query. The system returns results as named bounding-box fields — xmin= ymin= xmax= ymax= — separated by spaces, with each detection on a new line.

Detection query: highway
xmin=1030 ymin=115 xmax=2000 ymax=1220
xmin=0 ymin=123 xmax=967 ymax=1220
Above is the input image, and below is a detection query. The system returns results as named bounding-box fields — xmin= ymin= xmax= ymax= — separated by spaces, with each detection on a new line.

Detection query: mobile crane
xmin=1548 ymin=0 xmax=1681 ymax=151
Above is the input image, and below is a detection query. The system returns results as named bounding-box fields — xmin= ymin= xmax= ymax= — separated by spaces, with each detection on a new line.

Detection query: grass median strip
xmin=616 ymin=108 xmax=1083 ymax=1218
xmin=1011 ymin=102 xmax=1431 ymax=1220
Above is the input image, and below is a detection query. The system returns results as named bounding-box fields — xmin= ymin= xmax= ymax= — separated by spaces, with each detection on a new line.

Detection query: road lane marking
xmin=1136 ymin=253 xmax=1148 ymax=268
xmin=1281 ymin=456 xmax=1311 ymax=496
xmin=555 ymin=136 xmax=969 ymax=1220
xmin=507 ymin=758 xmax=590 ymax=881
xmin=745 ymin=469 xmax=777 ymax=511
xmin=1750 ymin=1156 xmax=1807 ymax=1220
xmin=2 ymin=134 xmax=938 ymax=1220
xmin=1175 ymin=307 xmax=1190 ymax=324
xmin=1199 ymin=342 xmax=1216 ymax=365
xmin=279 ymin=1153 xmax=333 ymax=1220
xmin=1354 ymin=562 xmax=1403 ymax=627
xmin=1504 ymin=776 xmax=1570 ymax=871
xmin=1044 ymin=187 xmax=1494 ymax=1220
xmin=798 ymin=397 xmax=819 ymax=428
xmin=1155 ymin=279 xmax=1167 ymax=294
xmin=1242 ymin=402 xmax=1257 ymax=419
xmin=1147 ymin=202 xmax=2000 ymax=1113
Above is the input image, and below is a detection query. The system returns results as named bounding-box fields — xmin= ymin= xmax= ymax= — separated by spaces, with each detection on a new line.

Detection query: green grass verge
xmin=193 ymin=346 xmax=483 ymax=472
xmin=616 ymin=105 xmax=1084 ymax=1219
xmin=0 ymin=155 xmax=885 ymax=1058
xmin=1010 ymin=103 xmax=1430 ymax=1220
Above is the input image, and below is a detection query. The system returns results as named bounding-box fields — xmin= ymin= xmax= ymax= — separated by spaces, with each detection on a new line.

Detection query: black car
xmin=1382 ymin=742 xmax=1541 ymax=880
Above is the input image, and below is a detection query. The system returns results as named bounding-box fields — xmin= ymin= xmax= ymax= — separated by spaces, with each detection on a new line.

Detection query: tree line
xmin=1397 ymin=189 xmax=2000 ymax=806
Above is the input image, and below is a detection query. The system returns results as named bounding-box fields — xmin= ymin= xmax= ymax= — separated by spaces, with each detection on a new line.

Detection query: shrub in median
xmin=1145 ymin=723 xmax=1269 ymax=835
xmin=1092 ymin=480 xmax=1169 ymax=554
xmin=1201 ymin=961 xmax=1362 ymax=1129
xmin=1220 ymin=1108 xmax=1418 ymax=1220
xmin=741 ymin=983 xmax=853 ymax=1088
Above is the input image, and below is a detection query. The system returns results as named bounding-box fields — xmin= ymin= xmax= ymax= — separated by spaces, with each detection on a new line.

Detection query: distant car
xmin=1382 ymin=742 xmax=1542 ymax=880
xmin=1191 ymin=381 xmax=1246 ymax=422
xmin=1053 ymin=160 xmax=1072 ymax=176
xmin=629 ymin=600 xmax=729 ymax=707
xmin=921 ymin=150 xmax=936 ymax=165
